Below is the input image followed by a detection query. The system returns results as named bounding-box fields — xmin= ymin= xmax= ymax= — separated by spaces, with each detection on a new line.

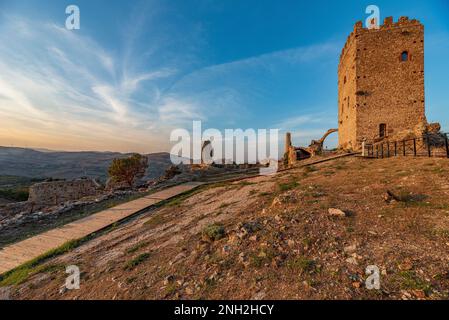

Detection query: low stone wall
xmin=0 ymin=202 xmax=32 ymax=219
xmin=28 ymin=179 xmax=101 ymax=206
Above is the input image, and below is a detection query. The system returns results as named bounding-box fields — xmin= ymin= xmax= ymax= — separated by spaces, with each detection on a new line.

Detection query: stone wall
xmin=0 ymin=202 xmax=32 ymax=219
xmin=338 ymin=17 xmax=426 ymax=150
xmin=338 ymin=25 xmax=358 ymax=150
xmin=28 ymin=179 xmax=100 ymax=206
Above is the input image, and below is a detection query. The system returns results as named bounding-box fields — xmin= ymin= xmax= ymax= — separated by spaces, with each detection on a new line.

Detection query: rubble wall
xmin=28 ymin=179 xmax=100 ymax=206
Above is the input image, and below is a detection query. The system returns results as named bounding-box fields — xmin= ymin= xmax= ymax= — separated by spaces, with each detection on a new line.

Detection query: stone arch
xmin=308 ymin=129 xmax=338 ymax=155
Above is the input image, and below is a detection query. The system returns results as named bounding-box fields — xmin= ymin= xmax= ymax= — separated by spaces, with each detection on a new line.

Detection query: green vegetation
xmin=124 ymin=253 xmax=150 ymax=270
xmin=126 ymin=242 xmax=149 ymax=254
xmin=278 ymin=181 xmax=299 ymax=192
xmin=248 ymin=190 xmax=258 ymax=196
xmin=396 ymin=271 xmax=432 ymax=295
xmin=287 ymin=257 xmax=317 ymax=274
xmin=236 ymin=181 xmax=256 ymax=187
xmin=0 ymin=239 xmax=83 ymax=286
xmin=304 ymin=165 xmax=318 ymax=173
xmin=0 ymin=188 xmax=29 ymax=202
xmin=0 ymin=175 xmax=46 ymax=202
xmin=143 ymin=213 xmax=170 ymax=227
xmin=250 ymin=248 xmax=277 ymax=268
xmin=163 ymin=186 xmax=204 ymax=207
xmin=108 ymin=153 xmax=148 ymax=187
xmin=202 ymin=224 xmax=225 ymax=241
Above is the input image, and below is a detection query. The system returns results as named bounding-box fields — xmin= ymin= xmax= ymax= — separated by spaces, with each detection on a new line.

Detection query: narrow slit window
xmin=401 ymin=51 xmax=409 ymax=62
xmin=379 ymin=123 xmax=387 ymax=138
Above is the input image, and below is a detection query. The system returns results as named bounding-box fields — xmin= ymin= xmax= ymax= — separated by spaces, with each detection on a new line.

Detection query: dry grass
xmin=6 ymin=157 xmax=449 ymax=300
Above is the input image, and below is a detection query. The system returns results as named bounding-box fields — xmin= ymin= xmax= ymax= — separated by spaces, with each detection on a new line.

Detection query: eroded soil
xmin=6 ymin=157 xmax=449 ymax=300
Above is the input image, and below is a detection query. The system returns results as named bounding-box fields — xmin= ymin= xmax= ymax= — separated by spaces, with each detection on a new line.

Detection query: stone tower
xmin=338 ymin=16 xmax=426 ymax=150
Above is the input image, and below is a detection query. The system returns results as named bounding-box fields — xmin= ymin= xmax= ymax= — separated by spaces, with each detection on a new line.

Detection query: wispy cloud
xmin=0 ymin=9 xmax=340 ymax=152
xmin=273 ymin=113 xmax=336 ymax=131
xmin=0 ymin=14 xmax=196 ymax=152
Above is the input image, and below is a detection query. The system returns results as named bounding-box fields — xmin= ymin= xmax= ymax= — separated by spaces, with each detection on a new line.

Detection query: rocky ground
xmin=0 ymin=191 xmax=144 ymax=248
xmin=3 ymin=156 xmax=449 ymax=300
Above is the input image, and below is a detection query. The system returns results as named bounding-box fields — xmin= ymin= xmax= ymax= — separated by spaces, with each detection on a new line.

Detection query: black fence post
xmin=413 ymin=139 xmax=417 ymax=156
xmin=387 ymin=142 xmax=390 ymax=158
xmin=381 ymin=143 xmax=384 ymax=158
xmin=394 ymin=141 xmax=397 ymax=156
xmin=403 ymin=140 xmax=406 ymax=156
xmin=376 ymin=145 xmax=379 ymax=158
xmin=446 ymin=134 xmax=449 ymax=158
xmin=426 ymin=134 xmax=431 ymax=157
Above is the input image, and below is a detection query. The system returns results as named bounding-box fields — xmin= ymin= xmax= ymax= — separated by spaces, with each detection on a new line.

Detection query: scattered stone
xmin=344 ymin=244 xmax=357 ymax=253
xmin=346 ymin=257 xmax=358 ymax=265
xmin=398 ymin=258 xmax=413 ymax=271
xmin=170 ymin=252 xmax=187 ymax=266
xmin=252 ymin=291 xmax=266 ymax=300
xmin=222 ymin=245 xmax=232 ymax=254
xmin=271 ymin=197 xmax=282 ymax=208
xmin=412 ymin=289 xmax=426 ymax=299
xmin=164 ymin=275 xmax=175 ymax=285
xmin=328 ymin=208 xmax=347 ymax=217
xmin=59 ymin=286 xmax=68 ymax=294
xmin=236 ymin=221 xmax=262 ymax=239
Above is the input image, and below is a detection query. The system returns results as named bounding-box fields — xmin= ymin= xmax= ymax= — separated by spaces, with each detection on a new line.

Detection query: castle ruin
xmin=338 ymin=16 xmax=427 ymax=150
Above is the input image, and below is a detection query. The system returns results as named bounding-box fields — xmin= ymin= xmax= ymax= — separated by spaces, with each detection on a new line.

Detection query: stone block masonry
xmin=28 ymin=178 xmax=101 ymax=206
xmin=338 ymin=16 xmax=426 ymax=151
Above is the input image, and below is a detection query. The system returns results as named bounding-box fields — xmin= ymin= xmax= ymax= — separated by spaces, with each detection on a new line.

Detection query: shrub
xmin=108 ymin=154 xmax=148 ymax=187
xmin=124 ymin=253 xmax=150 ymax=270
xmin=0 ymin=188 xmax=29 ymax=202
xmin=202 ymin=224 xmax=225 ymax=241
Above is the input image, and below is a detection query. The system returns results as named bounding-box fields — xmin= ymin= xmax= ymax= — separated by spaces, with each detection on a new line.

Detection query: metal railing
xmin=363 ymin=133 xmax=449 ymax=159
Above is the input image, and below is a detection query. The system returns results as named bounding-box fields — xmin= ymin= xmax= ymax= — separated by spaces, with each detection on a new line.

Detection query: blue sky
xmin=0 ymin=0 xmax=448 ymax=153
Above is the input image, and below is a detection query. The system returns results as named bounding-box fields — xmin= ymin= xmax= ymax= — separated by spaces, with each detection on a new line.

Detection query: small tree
xmin=108 ymin=153 xmax=148 ymax=188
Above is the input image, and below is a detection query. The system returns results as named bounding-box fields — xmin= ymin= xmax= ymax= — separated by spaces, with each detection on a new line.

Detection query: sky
xmin=0 ymin=0 xmax=448 ymax=153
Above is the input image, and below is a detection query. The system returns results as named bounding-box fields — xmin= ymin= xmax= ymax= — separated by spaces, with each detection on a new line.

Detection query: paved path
xmin=0 ymin=154 xmax=358 ymax=276
xmin=0 ymin=182 xmax=203 ymax=275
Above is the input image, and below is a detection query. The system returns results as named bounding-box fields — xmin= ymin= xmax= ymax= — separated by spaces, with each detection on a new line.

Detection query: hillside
xmin=0 ymin=147 xmax=172 ymax=181
xmin=5 ymin=156 xmax=449 ymax=300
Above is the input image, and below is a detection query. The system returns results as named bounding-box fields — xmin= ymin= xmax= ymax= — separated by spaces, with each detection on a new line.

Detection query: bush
xmin=124 ymin=253 xmax=150 ymax=270
xmin=108 ymin=154 xmax=148 ymax=187
xmin=202 ymin=224 xmax=225 ymax=241
xmin=0 ymin=188 xmax=29 ymax=202
xmin=164 ymin=165 xmax=182 ymax=180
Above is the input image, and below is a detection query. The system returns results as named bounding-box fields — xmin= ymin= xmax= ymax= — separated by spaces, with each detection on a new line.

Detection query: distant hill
xmin=0 ymin=147 xmax=173 ymax=181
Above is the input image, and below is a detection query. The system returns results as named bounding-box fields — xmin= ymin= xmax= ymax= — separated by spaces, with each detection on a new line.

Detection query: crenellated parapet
xmin=339 ymin=16 xmax=423 ymax=64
